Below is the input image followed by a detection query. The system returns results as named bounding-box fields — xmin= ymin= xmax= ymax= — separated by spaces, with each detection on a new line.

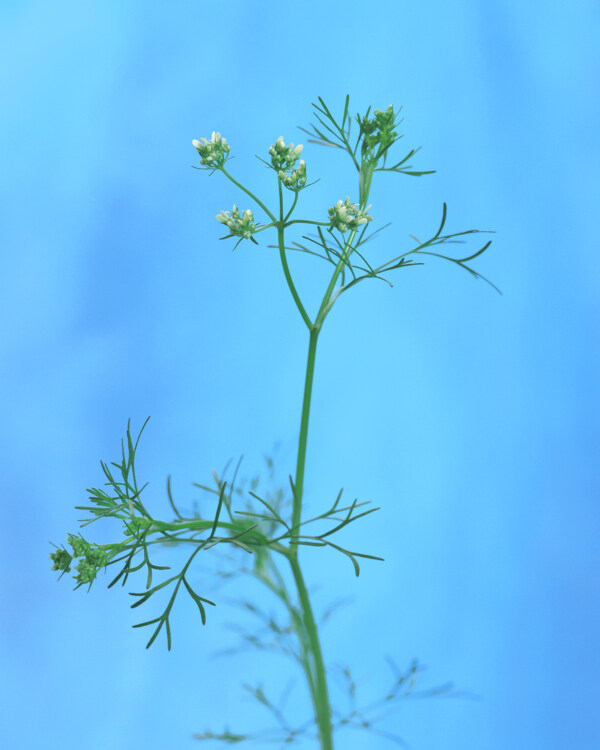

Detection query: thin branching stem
xmin=220 ymin=166 xmax=277 ymax=223
xmin=277 ymin=179 xmax=312 ymax=330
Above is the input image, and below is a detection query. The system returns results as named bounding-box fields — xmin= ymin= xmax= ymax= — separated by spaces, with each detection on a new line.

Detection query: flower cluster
xmin=49 ymin=547 xmax=73 ymax=574
xmin=50 ymin=534 xmax=108 ymax=586
xmin=268 ymin=136 xmax=307 ymax=190
xmin=192 ymin=131 xmax=231 ymax=168
xmin=279 ymin=159 xmax=306 ymax=190
xmin=269 ymin=136 xmax=303 ymax=171
xmin=359 ymin=105 xmax=398 ymax=156
xmin=216 ymin=205 xmax=258 ymax=240
xmin=328 ymin=197 xmax=373 ymax=233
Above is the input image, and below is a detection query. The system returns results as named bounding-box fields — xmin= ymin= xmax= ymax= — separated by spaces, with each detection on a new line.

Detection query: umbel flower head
xmin=49 ymin=547 xmax=73 ymax=574
xmin=328 ymin=197 xmax=373 ymax=233
xmin=49 ymin=533 xmax=108 ymax=587
xmin=269 ymin=136 xmax=303 ymax=171
xmin=216 ymin=205 xmax=258 ymax=240
xmin=192 ymin=131 xmax=231 ymax=168
xmin=278 ymin=159 xmax=306 ymax=191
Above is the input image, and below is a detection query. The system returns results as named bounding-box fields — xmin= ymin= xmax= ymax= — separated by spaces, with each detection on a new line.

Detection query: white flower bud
xmin=192 ymin=139 xmax=201 ymax=149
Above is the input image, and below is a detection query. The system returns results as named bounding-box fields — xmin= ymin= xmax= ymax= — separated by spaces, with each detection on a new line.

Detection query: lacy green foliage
xmin=286 ymin=96 xmax=500 ymax=297
xmin=50 ymin=420 xmax=383 ymax=650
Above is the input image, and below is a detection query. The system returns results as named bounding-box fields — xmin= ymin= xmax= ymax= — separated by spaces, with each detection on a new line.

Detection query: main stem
xmin=289 ymin=326 xmax=334 ymax=750
xmin=282 ymin=159 xmax=374 ymax=748
xmin=276 ymin=177 xmax=333 ymax=746
xmin=290 ymin=552 xmax=333 ymax=749
xmin=291 ymin=327 xmax=319 ymax=535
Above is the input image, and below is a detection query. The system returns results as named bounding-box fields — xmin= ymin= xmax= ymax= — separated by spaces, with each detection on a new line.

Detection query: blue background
xmin=1 ymin=1 xmax=599 ymax=748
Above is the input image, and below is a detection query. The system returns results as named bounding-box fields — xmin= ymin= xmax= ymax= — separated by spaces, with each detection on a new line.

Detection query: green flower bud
xmin=124 ymin=516 xmax=152 ymax=537
xmin=68 ymin=534 xmax=90 ymax=558
xmin=72 ymin=544 xmax=108 ymax=585
xmin=49 ymin=547 xmax=73 ymax=573
xmin=75 ymin=558 xmax=98 ymax=584
xmin=360 ymin=105 xmax=398 ymax=156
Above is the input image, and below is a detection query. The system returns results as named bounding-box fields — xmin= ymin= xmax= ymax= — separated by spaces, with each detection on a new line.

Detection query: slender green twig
xmin=220 ymin=166 xmax=277 ymax=223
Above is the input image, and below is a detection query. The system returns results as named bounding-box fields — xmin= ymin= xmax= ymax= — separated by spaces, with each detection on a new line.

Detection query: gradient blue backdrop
xmin=1 ymin=1 xmax=599 ymax=748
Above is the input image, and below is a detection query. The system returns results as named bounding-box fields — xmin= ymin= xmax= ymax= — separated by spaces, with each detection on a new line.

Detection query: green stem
xmin=285 ymin=219 xmax=330 ymax=227
xmin=283 ymin=189 xmax=299 ymax=223
xmin=315 ymin=226 xmax=359 ymax=328
xmin=281 ymin=154 xmax=377 ymax=749
xmin=291 ymin=327 xmax=319 ymax=535
xmin=290 ymin=554 xmax=334 ymax=750
xmin=287 ymin=326 xmax=333 ymax=745
xmin=315 ymin=162 xmax=375 ymax=328
xmin=278 ymin=179 xmax=312 ymax=330
xmin=220 ymin=167 xmax=277 ymax=222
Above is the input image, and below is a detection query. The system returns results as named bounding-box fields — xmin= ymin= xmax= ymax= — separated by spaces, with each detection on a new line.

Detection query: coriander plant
xmin=50 ymin=96 xmax=495 ymax=748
